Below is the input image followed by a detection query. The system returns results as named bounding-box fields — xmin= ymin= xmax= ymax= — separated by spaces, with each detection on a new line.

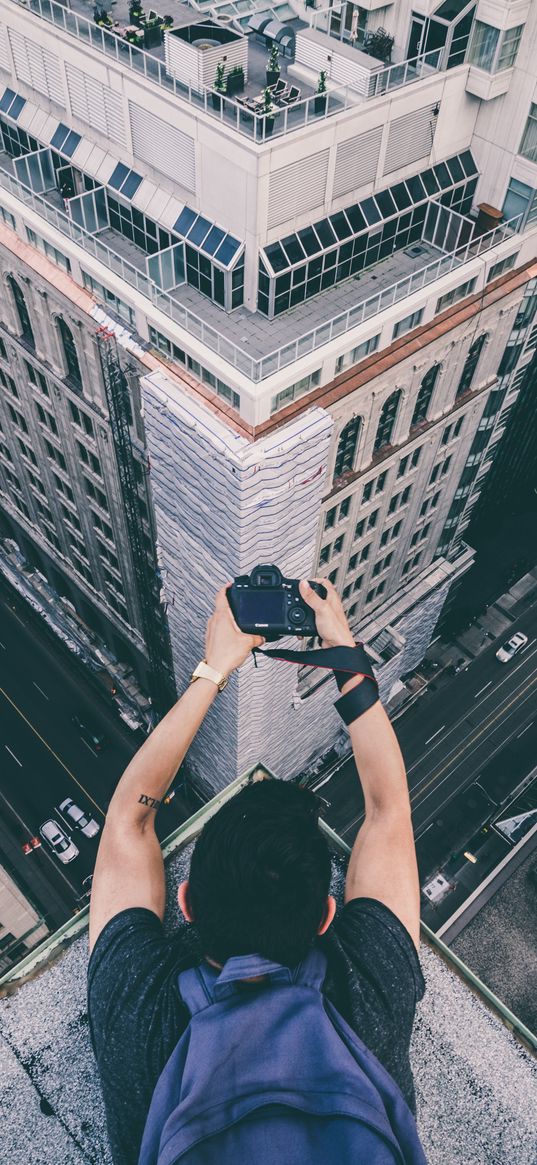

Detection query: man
xmin=88 ymin=579 xmax=425 ymax=1165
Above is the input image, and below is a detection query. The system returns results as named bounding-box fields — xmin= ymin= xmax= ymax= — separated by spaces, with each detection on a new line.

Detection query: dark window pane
xmin=202 ymin=225 xmax=226 ymax=255
xmin=361 ymin=197 xmax=382 ymax=224
xmin=51 ymin=123 xmax=69 ymax=149
xmin=405 ymin=174 xmax=427 ymax=202
xmin=281 ymin=234 xmax=306 ymax=265
xmin=187 ymin=216 xmax=212 ymax=246
xmin=330 ymin=211 xmax=353 ymax=240
xmin=264 ymin=243 xmax=289 ymax=273
xmin=391 ymin=182 xmax=412 ymax=210
xmin=421 ymin=168 xmax=440 ymax=195
xmin=345 ymin=204 xmax=367 ymax=233
xmin=298 ymin=225 xmax=321 ymax=256
xmin=63 ymin=131 xmax=81 ymax=157
xmin=215 ymin=235 xmax=241 ymax=266
xmin=460 ymin=150 xmax=477 ymax=177
xmin=446 ymin=155 xmax=464 ymax=184
xmin=374 ymin=189 xmax=397 ymax=218
xmin=315 ymin=218 xmax=337 ymax=247
xmin=433 ymin=162 xmax=451 ymax=189
xmin=109 ymin=162 xmax=129 ymax=191
xmin=173 ymin=206 xmax=197 ymax=236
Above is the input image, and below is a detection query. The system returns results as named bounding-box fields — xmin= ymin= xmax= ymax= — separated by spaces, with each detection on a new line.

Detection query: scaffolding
xmin=96 ymin=327 xmax=177 ymax=720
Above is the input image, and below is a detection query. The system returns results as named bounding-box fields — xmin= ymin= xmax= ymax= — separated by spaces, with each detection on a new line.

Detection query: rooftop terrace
xmin=15 ymin=0 xmax=449 ymax=143
xmin=1 ymin=769 xmax=536 ymax=1165
xmin=0 ymin=150 xmax=521 ymax=383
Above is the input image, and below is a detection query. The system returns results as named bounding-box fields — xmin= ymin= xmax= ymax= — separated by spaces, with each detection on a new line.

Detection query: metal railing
xmin=0 ymin=163 xmax=522 ymax=381
xmin=18 ymin=0 xmax=448 ymax=142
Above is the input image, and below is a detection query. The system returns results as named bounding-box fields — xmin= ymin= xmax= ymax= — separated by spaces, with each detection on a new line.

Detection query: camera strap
xmin=252 ymin=644 xmax=379 ymax=725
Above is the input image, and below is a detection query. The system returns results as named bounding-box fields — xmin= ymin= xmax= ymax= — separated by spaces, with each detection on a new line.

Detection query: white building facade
xmin=0 ymin=0 xmax=536 ymax=788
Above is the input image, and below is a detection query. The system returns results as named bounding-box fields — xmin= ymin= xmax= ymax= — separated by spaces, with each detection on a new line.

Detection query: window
xmin=319 ymin=544 xmax=331 ymax=565
xmin=348 ymin=553 xmax=358 ymax=571
xmin=0 ymin=369 xmax=18 ymax=397
xmin=497 ymin=342 xmax=523 ymax=378
xmin=333 ymin=416 xmax=362 ymax=480
xmin=348 ymin=603 xmax=357 ymax=617
xmin=335 ymin=334 xmax=379 ymax=375
xmin=453 ymin=415 xmax=464 ymax=438
xmin=83 ymin=273 xmax=135 ymax=327
xmin=367 ymin=509 xmax=379 ymax=530
xmin=270 ymin=370 xmax=321 ymax=415
xmin=0 ymin=337 xmax=6 ymax=360
xmin=436 ymin=280 xmax=476 ymax=315
xmin=0 ymin=206 xmax=16 ymax=230
xmin=366 ymin=580 xmax=386 ymax=604
xmin=412 ymin=365 xmax=440 ymax=428
xmin=57 ymin=319 xmax=81 ymax=388
xmin=343 ymin=584 xmax=352 ymax=600
xmin=519 ymin=104 xmax=537 ymax=165
xmin=35 ymin=402 xmax=59 ymax=436
xmin=502 ymin=178 xmax=537 ymax=231
xmin=7 ymin=403 xmax=28 ymax=433
xmin=325 ymin=507 xmax=336 ymax=530
xmin=456 ymin=334 xmax=487 ymax=397
xmin=83 ymin=477 xmax=108 ymax=511
xmin=69 ymin=401 xmax=94 ymax=437
xmin=398 ymin=447 xmax=422 ymax=477
xmin=44 ymin=439 xmax=66 ymax=472
xmin=8 ymin=277 xmax=34 ymax=346
xmin=372 ymin=552 xmax=392 ymax=577
xmin=25 ymin=361 xmax=49 ymax=396
xmin=374 ymin=391 xmax=401 ymax=452
xmin=17 ymin=437 xmax=37 ymax=465
xmin=53 ymin=472 xmax=74 ymax=502
xmin=402 ymin=551 xmax=423 ymax=577
xmin=334 ymin=534 xmax=345 ymax=554
xmin=376 ymin=471 xmax=387 ymax=494
xmin=77 ymin=441 xmax=101 ymax=477
xmin=469 ymin=22 xmax=522 ymax=72
xmin=328 ymin=568 xmax=338 ymax=584
xmin=361 ymin=544 xmax=371 ymax=562
xmin=353 ymin=575 xmax=363 ymax=592
xmin=487 ymin=254 xmax=518 ymax=283
xmin=354 ymin=519 xmax=365 ymax=541
xmin=339 ymin=497 xmax=350 ymax=520
xmin=362 ymin=481 xmax=373 ymax=504
xmin=392 ymin=310 xmax=423 ymax=340
xmin=26 ymin=229 xmax=71 ymax=275
xmin=388 ymin=487 xmax=412 ymax=514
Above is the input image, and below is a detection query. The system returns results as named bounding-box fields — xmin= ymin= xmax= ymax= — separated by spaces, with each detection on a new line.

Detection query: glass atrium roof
xmin=173 ymin=206 xmax=243 ymax=268
xmin=109 ymin=163 xmax=143 ymax=200
xmin=50 ymin=123 xmax=82 ymax=158
xmin=0 ymin=88 xmax=26 ymax=120
xmin=262 ymin=151 xmax=478 ymax=276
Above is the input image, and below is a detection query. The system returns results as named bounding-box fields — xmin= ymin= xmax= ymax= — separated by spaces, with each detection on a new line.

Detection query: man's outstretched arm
xmin=89 ymin=586 xmax=263 ymax=954
xmin=300 ymin=579 xmax=420 ymax=952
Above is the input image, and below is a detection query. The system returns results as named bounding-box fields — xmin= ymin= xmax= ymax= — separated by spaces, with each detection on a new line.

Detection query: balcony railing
xmin=16 ymin=0 xmax=448 ymax=142
xmin=0 ymin=162 xmax=522 ymax=382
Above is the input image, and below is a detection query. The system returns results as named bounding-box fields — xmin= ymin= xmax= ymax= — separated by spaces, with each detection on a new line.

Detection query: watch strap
xmin=190 ymin=660 xmax=228 ymax=692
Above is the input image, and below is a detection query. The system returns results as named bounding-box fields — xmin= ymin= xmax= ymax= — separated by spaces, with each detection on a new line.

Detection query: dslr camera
xmin=228 ymin=564 xmax=327 ymax=641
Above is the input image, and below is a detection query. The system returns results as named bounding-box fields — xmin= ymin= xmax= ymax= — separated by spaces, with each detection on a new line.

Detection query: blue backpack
xmin=137 ymin=945 xmax=428 ymax=1165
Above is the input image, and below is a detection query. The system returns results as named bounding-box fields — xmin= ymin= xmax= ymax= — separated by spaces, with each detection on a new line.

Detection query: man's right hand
xmin=299 ymin=578 xmax=355 ymax=649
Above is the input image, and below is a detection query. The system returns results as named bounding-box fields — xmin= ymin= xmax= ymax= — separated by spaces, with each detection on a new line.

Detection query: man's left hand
xmin=205 ymin=584 xmax=265 ymax=677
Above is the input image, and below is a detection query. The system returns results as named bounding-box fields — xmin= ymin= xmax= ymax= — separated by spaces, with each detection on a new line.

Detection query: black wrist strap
xmin=252 ymin=644 xmax=379 ymax=726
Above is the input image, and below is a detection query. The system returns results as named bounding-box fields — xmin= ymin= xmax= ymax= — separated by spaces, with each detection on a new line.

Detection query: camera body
xmin=228 ymin=564 xmax=327 ymax=641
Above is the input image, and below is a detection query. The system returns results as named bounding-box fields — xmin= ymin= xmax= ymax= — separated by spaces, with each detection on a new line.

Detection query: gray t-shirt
xmin=87 ymin=898 xmax=425 ymax=1165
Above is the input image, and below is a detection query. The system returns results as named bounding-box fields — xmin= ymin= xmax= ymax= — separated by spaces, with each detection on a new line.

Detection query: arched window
xmin=411 ymin=364 xmax=440 ymax=428
xmin=456 ymin=333 xmax=487 ymax=398
xmin=374 ymin=390 xmax=401 ymax=452
xmin=8 ymin=276 xmax=34 ymax=347
xmin=57 ymin=317 xmax=81 ymax=388
xmin=333 ymin=416 xmax=362 ymax=481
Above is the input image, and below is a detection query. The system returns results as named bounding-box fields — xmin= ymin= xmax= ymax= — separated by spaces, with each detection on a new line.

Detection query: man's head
xmin=178 ymin=780 xmax=336 ymax=969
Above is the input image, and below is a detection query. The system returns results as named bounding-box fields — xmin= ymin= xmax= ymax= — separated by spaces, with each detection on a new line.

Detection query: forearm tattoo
xmin=138 ymin=793 xmax=161 ymax=810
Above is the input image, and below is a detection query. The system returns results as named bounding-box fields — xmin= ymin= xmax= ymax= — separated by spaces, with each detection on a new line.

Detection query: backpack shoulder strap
xmin=178 ymin=946 xmax=328 ymax=1015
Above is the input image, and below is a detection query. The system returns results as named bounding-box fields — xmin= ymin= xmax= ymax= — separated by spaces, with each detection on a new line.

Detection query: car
xmin=495 ymin=631 xmax=528 ymax=663
xmin=59 ymin=798 xmax=100 ymax=839
xmin=39 ymin=819 xmax=79 ymax=864
xmin=71 ymin=713 xmax=107 ymax=752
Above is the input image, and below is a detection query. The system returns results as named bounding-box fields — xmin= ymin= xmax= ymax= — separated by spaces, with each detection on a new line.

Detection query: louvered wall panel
xmin=383 ymin=104 xmax=437 ymax=176
xmin=8 ymin=30 xmax=63 ymax=104
xmin=65 ymin=64 xmax=125 ymax=145
xmin=268 ymin=150 xmax=329 ymax=230
xmin=0 ymin=24 xmax=9 ymax=74
xmin=129 ymin=102 xmax=196 ymax=193
xmin=333 ymin=126 xmax=383 ymax=200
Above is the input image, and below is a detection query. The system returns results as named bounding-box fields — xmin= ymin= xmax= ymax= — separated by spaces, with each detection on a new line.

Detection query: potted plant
xmin=363 ymin=27 xmax=394 ymax=63
xmin=126 ymin=27 xmax=144 ymax=45
xmin=129 ymin=2 xmax=145 ymax=26
xmin=143 ymin=16 xmax=162 ymax=48
xmin=226 ymin=65 xmax=245 ymax=97
xmin=161 ymin=14 xmax=174 ymax=28
xmin=315 ymin=69 xmax=327 ymax=114
xmin=212 ymin=61 xmax=226 ymax=111
xmin=266 ymin=44 xmax=280 ymax=87
xmin=94 ymin=6 xmax=113 ymax=26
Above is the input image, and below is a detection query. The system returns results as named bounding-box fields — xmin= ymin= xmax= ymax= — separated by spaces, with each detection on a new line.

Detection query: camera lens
xmin=289 ymin=606 xmax=306 ymax=624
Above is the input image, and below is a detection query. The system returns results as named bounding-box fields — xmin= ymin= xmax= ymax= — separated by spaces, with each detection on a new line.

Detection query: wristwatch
xmin=190 ymin=659 xmax=229 ymax=692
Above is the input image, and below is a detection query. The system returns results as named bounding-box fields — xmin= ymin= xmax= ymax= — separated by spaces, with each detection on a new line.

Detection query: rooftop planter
xmin=165 ymin=20 xmax=248 ymax=95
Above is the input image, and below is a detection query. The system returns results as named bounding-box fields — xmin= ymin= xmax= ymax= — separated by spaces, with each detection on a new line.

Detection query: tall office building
xmin=0 ymin=0 xmax=536 ymax=792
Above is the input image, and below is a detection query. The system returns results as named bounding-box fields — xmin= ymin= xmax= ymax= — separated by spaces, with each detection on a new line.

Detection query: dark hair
xmin=188 ymin=780 xmax=332 ymax=969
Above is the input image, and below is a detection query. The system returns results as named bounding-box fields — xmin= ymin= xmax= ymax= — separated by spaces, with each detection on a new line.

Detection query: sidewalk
xmin=426 ymin=566 xmax=537 ymax=673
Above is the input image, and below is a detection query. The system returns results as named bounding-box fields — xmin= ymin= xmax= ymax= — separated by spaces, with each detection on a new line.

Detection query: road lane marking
xmin=519 ymin=638 xmax=536 ymax=653
xmin=474 ymin=681 xmax=492 ymax=697
xmin=425 ymin=725 xmax=445 ymax=745
xmin=32 ymin=681 xmax=49 ymax=700
xmin=81 ymin=738 xmax=98 ymax=758
xmin=0 ymin=684 xmax=104 ymax=814
xmin=5 ymin=745 xmax=22 ymax=767
xmin=516 ymin=722 xmax=534 ymax=738
xmin=406 ymin=640 xmax=537 ymax=775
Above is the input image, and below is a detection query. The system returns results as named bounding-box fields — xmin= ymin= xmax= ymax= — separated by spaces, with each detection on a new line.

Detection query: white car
xmin=59 ymin=798 xmax=100 ymax=839
xmin=39 ymin=819 xmax=79 ymax=864
xmin=495 ymin=631 xmax=528 ymax=663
